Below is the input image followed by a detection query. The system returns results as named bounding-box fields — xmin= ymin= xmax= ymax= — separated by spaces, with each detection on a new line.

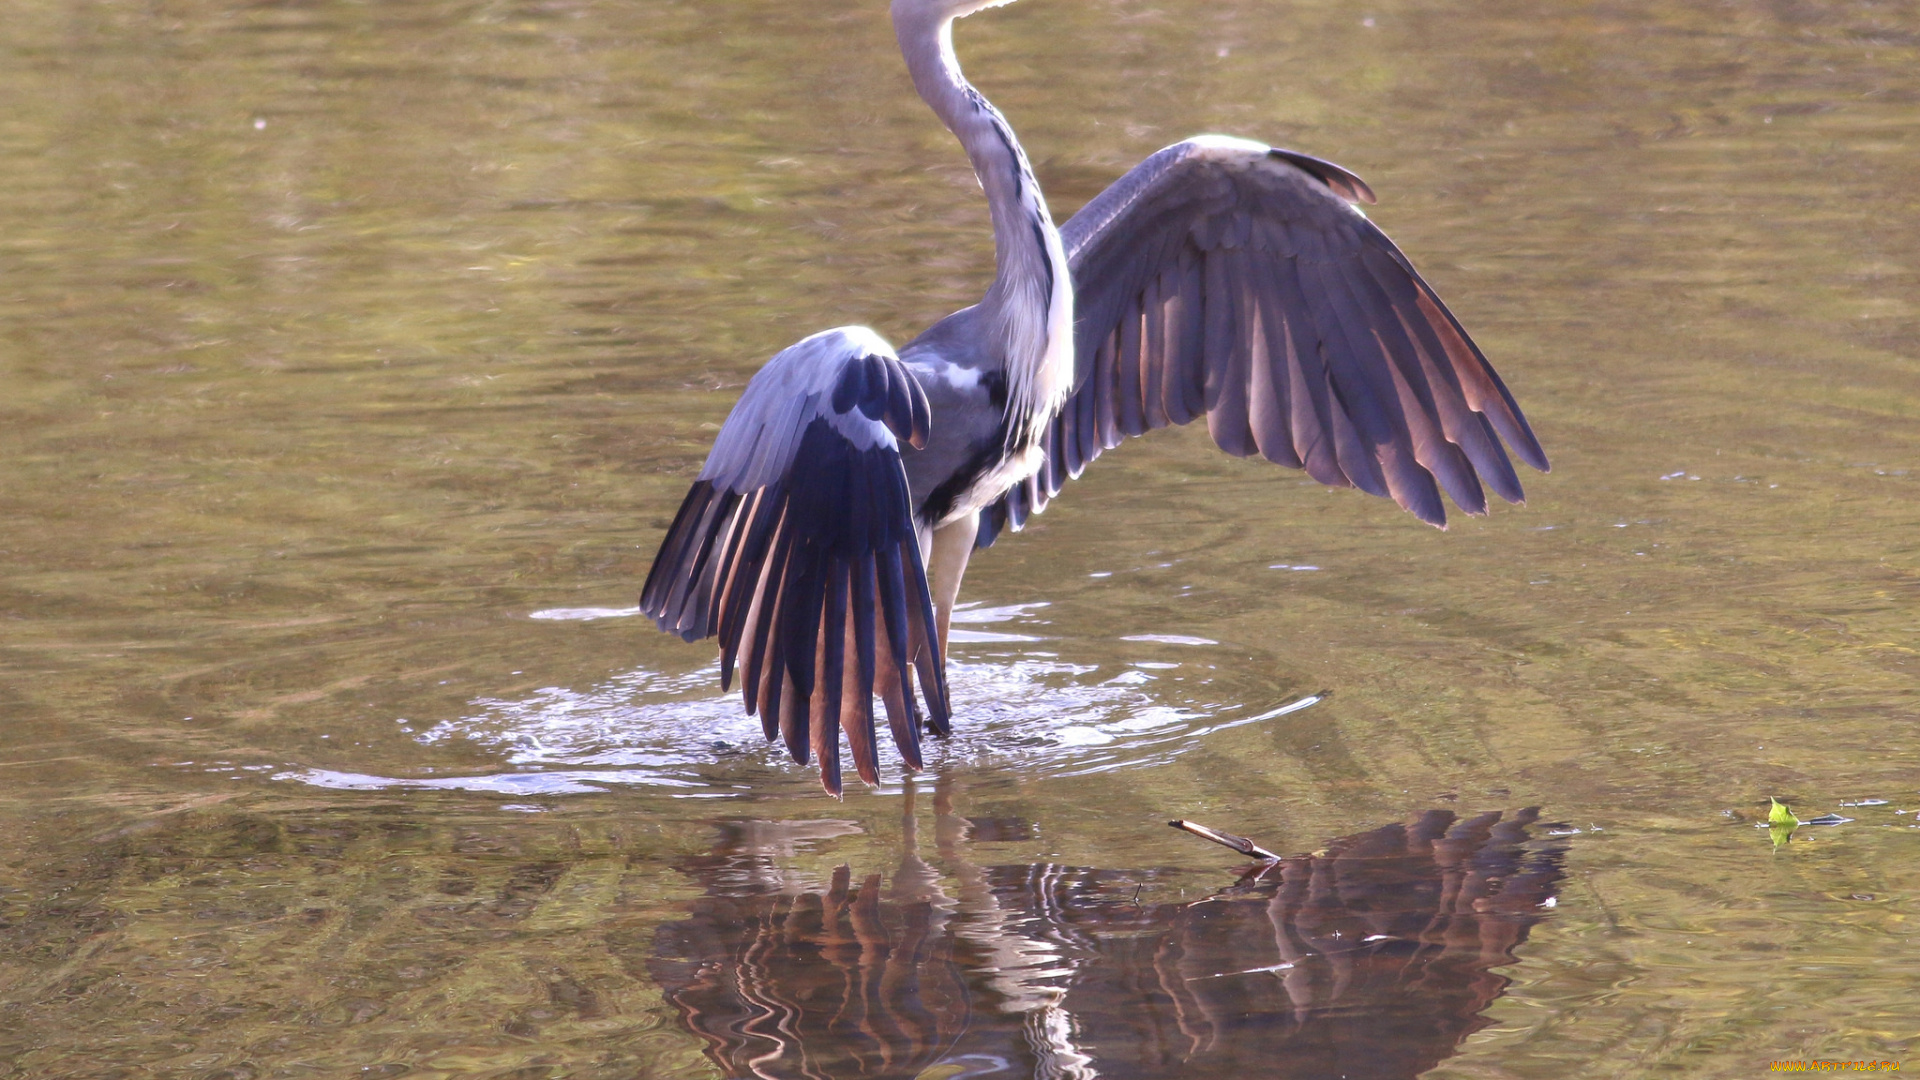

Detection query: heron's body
xmin=641 ymin=0 xmax=1548 ymax=794
xmin=886 ymin=0 xmax=1077 ymax=639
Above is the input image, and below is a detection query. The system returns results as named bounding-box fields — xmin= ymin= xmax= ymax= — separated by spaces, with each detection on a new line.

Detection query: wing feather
xmin=1046 ymin=411 xmax=1068 ymax=495
xmin=740 ymin=508 xmax=792 ymax=723
xmin=1246 ymin=258 xmax=1301 ymax=469
xmin=640 ymin=326 xmax=949 ymax=794
xmin=1359 ymin=251 xmax=1526 ymax=502
xmin=717 ymin=489 xmax=778 ymax=688
xmin=1093 ymin=330 xmax=1121 ymax=451
xmin=1328 ymin=379 xmax=1388 ymax=497
xmin=1068 ymin=355 xmax=1096 ymax=476
xmin=1264 ymin=247 xmax=1346 ymax=486
xmin=980 ymin=136 xmax=1546 ymax=542
xmin=1117 ymin=295 xmax=1146 ymax=437
xmin=1340 ymin=258 xmax=1488 ymax=514
xmin=1203 ymin=248 xmax=1257 ymax=458
xmin=1300 ymin=252 xmax=1443 ymax=521
xmin=871 ymin=539 xmax=924 ymax=769
xmin=1169 ymin=257 xmax=1207 ymax=423
xmin=812 ymin=560 xmax=848 ymax=791
xmin=777 ymin=539 xmax=821 ymax=763
xmin=844 ymin=553 xmax=879 ymax=786
xmin=1141 ymin=272 xmax=1170 ymax=430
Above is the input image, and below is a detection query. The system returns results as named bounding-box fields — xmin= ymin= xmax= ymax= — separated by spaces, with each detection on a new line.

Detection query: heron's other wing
xmin=979 ymin=136 xmax=1548 ymax=546
xmin=640 ymin=326 xmax=946 ymax=795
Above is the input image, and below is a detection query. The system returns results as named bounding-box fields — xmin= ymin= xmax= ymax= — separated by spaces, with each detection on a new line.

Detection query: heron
xmin=641 ymin=0 xmax=1548 ymax=795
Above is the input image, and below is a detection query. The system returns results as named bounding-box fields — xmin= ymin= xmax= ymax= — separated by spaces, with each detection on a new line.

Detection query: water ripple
xmin=278 ymin=603 xmax=1320 ymax=796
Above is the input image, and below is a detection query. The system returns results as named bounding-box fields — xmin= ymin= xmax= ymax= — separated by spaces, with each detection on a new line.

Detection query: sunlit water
xmin=4 ymin=0 xmax=1920 ymax=1077
xmin=275 ymin=601 xmax=1322 ymax=797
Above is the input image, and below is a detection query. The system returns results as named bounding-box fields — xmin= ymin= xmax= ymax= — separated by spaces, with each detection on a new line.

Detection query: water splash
xmin=278 ymin=601 xmax=1319 ymax=796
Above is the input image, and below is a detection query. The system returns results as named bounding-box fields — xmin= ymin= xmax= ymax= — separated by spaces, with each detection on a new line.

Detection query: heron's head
xmin=891 ymin=0 xmax=1020 ymax=29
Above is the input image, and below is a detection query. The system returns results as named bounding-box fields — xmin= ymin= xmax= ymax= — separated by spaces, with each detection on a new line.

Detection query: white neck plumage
xmin=892 ymin=0 xmax=1076 ymax=449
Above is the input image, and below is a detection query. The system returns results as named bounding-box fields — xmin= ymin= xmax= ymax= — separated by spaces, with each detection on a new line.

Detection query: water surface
xmin=3 ymin=0 xmax=1919 ymax=1076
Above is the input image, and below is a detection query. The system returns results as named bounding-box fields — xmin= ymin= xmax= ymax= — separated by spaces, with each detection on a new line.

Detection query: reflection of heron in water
xmin=647 ymin=779 xmax=1567 ymax=1080
xmin=642 ymin=0 xmax=1549 ymax=793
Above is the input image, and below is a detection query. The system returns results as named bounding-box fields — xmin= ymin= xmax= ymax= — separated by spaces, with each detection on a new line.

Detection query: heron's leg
xmin=927 ymin=509 xmax=980 ymax=662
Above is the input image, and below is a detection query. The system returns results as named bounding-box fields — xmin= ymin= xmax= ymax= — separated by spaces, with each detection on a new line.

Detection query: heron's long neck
xmin=895 ymin=7 xmax=1074 ymax=443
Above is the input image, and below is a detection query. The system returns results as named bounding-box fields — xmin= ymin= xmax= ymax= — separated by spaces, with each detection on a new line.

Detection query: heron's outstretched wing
xmin=642 ymin=327 xmax=947 ymax=795
xmin=978 ymin=136 xmax=1548 ymax=547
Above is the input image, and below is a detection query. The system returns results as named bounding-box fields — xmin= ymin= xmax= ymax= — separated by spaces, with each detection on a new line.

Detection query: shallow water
xmin=3 ymin=0 xmax=1919 ymax=1076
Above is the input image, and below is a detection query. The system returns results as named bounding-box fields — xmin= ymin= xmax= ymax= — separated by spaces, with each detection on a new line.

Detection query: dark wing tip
xmin=640 ymin=480 xmax=746 ymax=641
xmin=829 ymin=353 xmax=870 ymax=416
xmin=1384 ymin=472 xmax=1453 ymax=528
xmin=903 ymin=367 xmax=933 ymax=450
xmin=865 ymin=356 xmax=932 ymax=451
xmin=1268 ymin=148 xmax=1377 ymax=205
xmin=837 ymin=353 xmax=933 ymax=452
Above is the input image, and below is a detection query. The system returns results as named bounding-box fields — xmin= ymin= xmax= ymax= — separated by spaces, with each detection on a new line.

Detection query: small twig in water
xmin=1168 ymin=819 xmax=1281 ymax=861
